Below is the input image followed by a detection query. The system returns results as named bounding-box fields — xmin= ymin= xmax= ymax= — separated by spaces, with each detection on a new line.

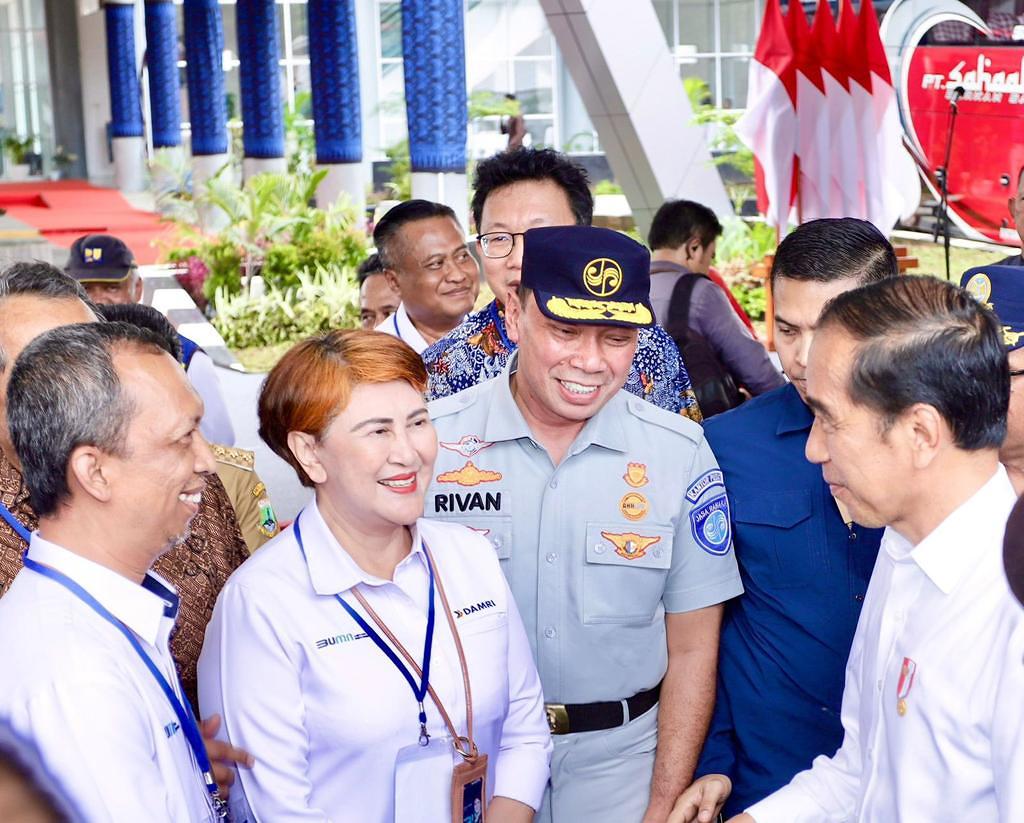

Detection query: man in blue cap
xmin=962 ymin=265 xmax=1024 ymax=493
xmin=427 ymin=225 xmax=743 ymax=823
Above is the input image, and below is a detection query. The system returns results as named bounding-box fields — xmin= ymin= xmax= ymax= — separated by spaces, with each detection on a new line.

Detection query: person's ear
xmin=383 ymin=269 xmax=401 ymax=295
xmin=287 ymin=431 xmax=328 ymax=485
xmin=131 ymin=274 xmax=144 ymax=303
xmin=505 ymin=289 xmax=524 ymax=345
xmin=903 ymin=403 xmax=944 ymax=470
xmin=68 ymin=445 xmax=115 ymax=504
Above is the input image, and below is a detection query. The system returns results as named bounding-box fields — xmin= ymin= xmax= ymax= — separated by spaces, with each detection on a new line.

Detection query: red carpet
xmin=0 ymin=180 xmax=177 ymax=264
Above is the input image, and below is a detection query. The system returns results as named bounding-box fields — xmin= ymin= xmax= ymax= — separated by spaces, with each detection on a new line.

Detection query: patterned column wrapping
xmin=144 ymin=0 xmax=182 ymax=148
xmin=236 ymin=0 xmax=285 ymax=159
xmin=307 ymin=0 xmax=362 ymax=165
xmin=401 ymin=0 xmax=468 ymax=173
xmin=104 ymin=2 xmax=144 ymax=139
xmin=183 ymin=0 xmax=228 ymax=156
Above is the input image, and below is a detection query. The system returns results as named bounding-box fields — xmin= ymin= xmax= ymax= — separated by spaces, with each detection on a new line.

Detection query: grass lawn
xmin=899 ymin=238 xmax=1007 ymax=280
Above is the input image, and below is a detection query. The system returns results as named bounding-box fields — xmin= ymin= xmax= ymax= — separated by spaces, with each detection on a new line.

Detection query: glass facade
xmin=0 ymin=0 xmax=53 ymax=175
xmin=655 ymin=0 xmax=761 ymax=110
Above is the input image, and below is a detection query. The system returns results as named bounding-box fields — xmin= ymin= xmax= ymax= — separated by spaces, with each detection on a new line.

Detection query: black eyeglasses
xmin=1012 ymin=368 xmax=1024 ymax=379
xmin=476 ymin=231 xmax=526 ymax=259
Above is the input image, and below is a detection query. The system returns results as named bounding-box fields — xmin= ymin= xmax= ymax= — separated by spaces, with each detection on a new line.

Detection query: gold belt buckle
xmin=545 ymin=703 xmax=570 ymax=735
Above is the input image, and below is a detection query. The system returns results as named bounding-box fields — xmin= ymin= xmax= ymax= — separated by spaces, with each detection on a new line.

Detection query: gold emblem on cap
xmin=964 ymin=272 xmax=992 ymax=305
xmin=1005 ymin=327 xmax=1024 ymax=347
xmin=583 ymin=258 xmax=623 ymax=297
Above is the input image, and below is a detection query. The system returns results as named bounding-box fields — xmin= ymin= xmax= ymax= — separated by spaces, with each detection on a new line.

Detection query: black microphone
xmin=952 ymin=85 xmax=966 ymax=101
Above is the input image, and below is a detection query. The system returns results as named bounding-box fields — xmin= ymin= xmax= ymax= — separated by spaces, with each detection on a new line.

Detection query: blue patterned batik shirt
xmin=422 ymin=300 xmax=702 ymax=422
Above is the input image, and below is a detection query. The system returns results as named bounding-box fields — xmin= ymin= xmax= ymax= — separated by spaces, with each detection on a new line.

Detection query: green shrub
xmin=212 ymin=266 xmax=360 ymax=349
xmin=730 ymin=280 xmax=767 ymax=322
xmin=716 ymin=216 xmax=777 ymax=266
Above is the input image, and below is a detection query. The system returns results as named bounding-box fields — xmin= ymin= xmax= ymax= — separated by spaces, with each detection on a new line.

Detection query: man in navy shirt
xmin=694 ymin=218 xmax=897 ymax=815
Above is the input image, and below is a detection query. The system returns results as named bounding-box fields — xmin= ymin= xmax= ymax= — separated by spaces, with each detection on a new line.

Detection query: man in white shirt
xmin=671 ymin=275 xmax=1024 ymax=823
xmin=373 ymin=199 xmax=479 ymax=354
xmin=0 ymin=321 xmax=229 ymax=821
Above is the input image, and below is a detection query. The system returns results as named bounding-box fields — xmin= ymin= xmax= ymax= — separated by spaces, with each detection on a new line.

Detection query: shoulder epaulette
xmin=211 ymin=444 xmax=255 ymax=471
xmin=625 ymin=394 xmax=704 ymax=445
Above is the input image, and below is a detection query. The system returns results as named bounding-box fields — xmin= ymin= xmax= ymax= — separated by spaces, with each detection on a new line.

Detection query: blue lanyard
xmin=488 ymin=300 xmax=515 ymax=353
xmin=292 ymin=513 xmax=437 ymax=745
xmin=22 ymin=551 xmax=228 ymax=820
xmin=0 ymin=500 xmax=30 ymax=543
xmin=392 ymin=312 xmax=404 ymax=342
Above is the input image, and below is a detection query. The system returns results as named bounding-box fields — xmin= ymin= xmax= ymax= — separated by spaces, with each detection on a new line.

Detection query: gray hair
xmin=0 ymin=262 xmax=101 ymax=373
xmin=7 ymin=322 xmax=166 ymax=518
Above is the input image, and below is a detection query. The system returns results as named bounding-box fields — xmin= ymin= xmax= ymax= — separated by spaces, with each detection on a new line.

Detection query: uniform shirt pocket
xmin=582 ymin=522 xmax=674 ymax=625
xmin=731 ymin=491 xmax=824 ymax=588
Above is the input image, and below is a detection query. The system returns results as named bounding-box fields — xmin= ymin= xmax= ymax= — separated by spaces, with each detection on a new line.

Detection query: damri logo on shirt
xmin=315 ymin=631 xmax=368 ymax=650
xmin=454 ymin=600 xmax=496 ymax=618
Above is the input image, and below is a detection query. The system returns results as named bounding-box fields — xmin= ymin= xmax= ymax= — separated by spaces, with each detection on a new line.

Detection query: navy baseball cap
xmin=65 ymin=234 xmax=136 ymax=282
xmin=960 ymin=266 xmax=1024 ymax=350
xmin=520 ymin=226 xmax=653 ymax=328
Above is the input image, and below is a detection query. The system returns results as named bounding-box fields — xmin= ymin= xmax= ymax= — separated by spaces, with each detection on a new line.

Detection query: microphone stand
xmin=935 ymin=87 xmax=963 ymax=281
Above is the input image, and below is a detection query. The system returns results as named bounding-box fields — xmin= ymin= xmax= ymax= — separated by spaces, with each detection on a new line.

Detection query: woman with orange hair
xmin=198 ymin=330 xmax=550 ymax=822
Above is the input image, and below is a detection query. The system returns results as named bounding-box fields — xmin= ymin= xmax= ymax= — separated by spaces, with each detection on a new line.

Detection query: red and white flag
xmin=861 ymin=0 xmax=920 ymax=228
xmin=840 ymin=0 xmax=874 ymax=221
xmin=787 ymin=0 xmax=830 ymax=221
xmin=814 ymin=0 xmax=862 ymax=217
xmin=735 ymin=0 xmax=797 ymax=228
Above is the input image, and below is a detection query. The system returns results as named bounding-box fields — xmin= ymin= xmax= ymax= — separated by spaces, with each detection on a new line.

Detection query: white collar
xmin=297 ymin=498 xmax=428 ymax=596
xmin=26 ymin=533 xmax=178 ymax=646
xmin=383 ymin=304 xmax=430 ymax=355
xmin=886 ymin=465 xmax=1014 ymax=594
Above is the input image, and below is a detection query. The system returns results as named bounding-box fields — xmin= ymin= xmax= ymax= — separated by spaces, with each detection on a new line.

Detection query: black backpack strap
xmin=664 ymin=273 xmax=708 ymax=345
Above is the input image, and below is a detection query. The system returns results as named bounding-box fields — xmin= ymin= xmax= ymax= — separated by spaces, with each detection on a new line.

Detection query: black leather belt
xmin=545 ymin=683 xmax=661 ymax=735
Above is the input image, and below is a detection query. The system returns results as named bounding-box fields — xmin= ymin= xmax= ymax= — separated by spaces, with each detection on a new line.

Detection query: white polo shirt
xmin=198 ymin=500 xmax=551 ymax=823
xmin=374 ymin=303 xmax=431 ymax=355
xmin=0 ymin=534 xmax=217 ymax=822
xmin=748 ymin=466 xmax=1024 ymax=821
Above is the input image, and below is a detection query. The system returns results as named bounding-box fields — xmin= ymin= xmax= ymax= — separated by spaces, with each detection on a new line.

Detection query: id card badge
xmin=394 ymin=737 xmax=453 ymax=822
xmin=451 ymin=753 xmax=488 ymax=823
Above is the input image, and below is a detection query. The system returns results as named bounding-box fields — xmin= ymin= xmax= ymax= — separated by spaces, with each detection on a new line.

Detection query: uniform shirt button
xmin=653 ymin=548 xmax=663 ymax=558
xmin=491 ymin=537 xmax=502 ymax=549
xmin=849 ymin=531 xmax=858 ymax=542
xmin=546 ymin=552 xmax=558 ymax=563
xmin=876 ymin=679 xmax=883 ymax=692
xmin=854 ymin=593 xmax=865 ymax=602
xmin=549 ymin=479 xmax=558 ymax=489
xmin=544 ymin=627 xmax=557 ymax=639
xmin=594 ymin=544 xmax=605 ymax=554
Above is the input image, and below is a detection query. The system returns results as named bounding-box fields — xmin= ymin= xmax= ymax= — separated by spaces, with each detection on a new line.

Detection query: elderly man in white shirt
xmin=0 ymin=321 xmax=234 ymax=822
xmin=671 ymin=275 xmax=1024 ymax=823
xmin=372 ymin=199 xmax=479 ymax=355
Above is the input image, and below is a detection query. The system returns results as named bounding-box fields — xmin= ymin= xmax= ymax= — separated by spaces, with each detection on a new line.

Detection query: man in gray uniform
xmin=427 ymin=226 xmax=743 ymax=823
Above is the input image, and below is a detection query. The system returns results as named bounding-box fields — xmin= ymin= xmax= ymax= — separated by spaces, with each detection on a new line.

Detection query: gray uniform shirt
xmin=426 ymin=354 xmax=744 ymax=704
xmin=649 ymin=260 xmax=784 ymax=395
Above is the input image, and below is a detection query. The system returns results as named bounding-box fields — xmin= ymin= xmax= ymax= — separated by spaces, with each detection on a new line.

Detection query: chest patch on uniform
xmin=619 ymin=492 xmax=649 ymax=521
xmin=434 ymin=491 xmax=503 ymax=513
xmin=623 ymin=462 xmax=649 ymax=488
xmin=315 ymin=631 xmax=368 ymax=650
xmin=601 ymin=531 xmax=661 ymax=560
xmin=436 ymin=460 xmax=502 ymax=486
xmin=454 ymin=600 xmax=496 ymax=618
xmin=439 ymin=434 xmax=494 ymax=458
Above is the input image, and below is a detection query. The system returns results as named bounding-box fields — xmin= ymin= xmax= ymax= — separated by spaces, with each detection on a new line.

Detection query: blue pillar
xmin=144 ymin=0 xmax=181 ymax=149
xmin=236 ymin=0 xmax=285 ymax=162
xmin=308 ymin=0 xmax=361 ymax=165
xmin=105 ymin=2 xmax=144 ymax=140
xmin=182 ymin=0 xmax=227 ymax=157
xmin=401 ymin=0 xmax=467 ymax=174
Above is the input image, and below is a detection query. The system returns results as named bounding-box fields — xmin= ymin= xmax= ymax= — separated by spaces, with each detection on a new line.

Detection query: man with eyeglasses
xmin=961 ymin=265 xmax=1024 ymax=493
xmin=422 ymin=148 xmax=701 ymax=421
xmin=372 ymin=199 xmax=480 ymax=355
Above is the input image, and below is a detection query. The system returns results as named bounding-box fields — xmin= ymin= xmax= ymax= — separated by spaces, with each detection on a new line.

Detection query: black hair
xmin=356 ymin=252 xmax=385 ymax=286
xmin=0 ymin=262 xmax=101 ymax=372
xmin=647 ymin=199 xmax=723 ymax=251
xmin=470 ymin=148 xmax=593 ymax=230
xmin=771 ymin=217 xmax=898 ymax=287
xmin=97 ymin=302 xmax=182 ymax=362
xmin=372 ymin=199 xmax=458 ymax=270
xmin=818 ymin=275 xmax=1009 ymax=450
xmin=7 ymin=322 xmax=168 ymax=517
